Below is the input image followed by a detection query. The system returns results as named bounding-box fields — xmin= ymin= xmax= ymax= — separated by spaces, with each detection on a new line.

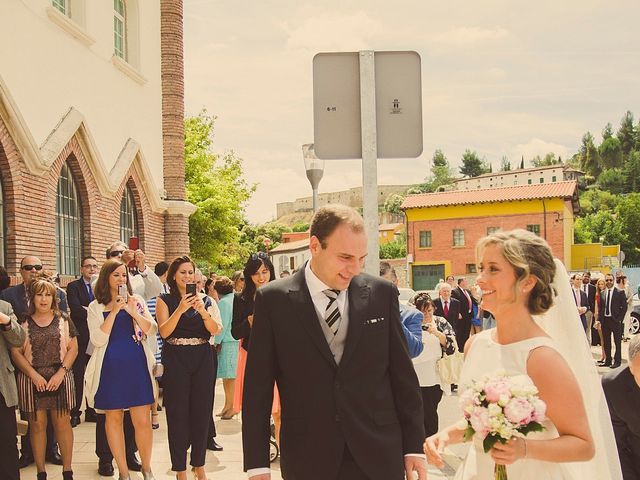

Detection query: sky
xmin=183 ymin=0 xmax=640 ymax=223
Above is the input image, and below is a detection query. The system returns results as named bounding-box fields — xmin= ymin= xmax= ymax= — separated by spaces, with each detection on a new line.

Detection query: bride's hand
xmin=424 ymin=431 xmax=449 ymax=468
xmin=491 ymin=437 xmax=526 ymax=465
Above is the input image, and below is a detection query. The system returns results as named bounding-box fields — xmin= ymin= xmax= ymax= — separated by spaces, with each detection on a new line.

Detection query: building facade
xmin=452 ymin=164 xmax=584 ymax=191
xmin=0 ymin=0 xmax=193 ymax=282
xmin=402 ymin=182 xmax=579 ymax=290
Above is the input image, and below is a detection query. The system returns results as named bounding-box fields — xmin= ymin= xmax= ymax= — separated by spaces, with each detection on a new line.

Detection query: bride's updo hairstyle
xmin=476 ymin=229 xmax=556 ymax=315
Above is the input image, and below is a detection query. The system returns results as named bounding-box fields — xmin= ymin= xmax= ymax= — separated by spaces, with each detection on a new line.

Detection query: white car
xmin=630 ymin=293 xmax=640 ymax=335
xmin=397 ymin=287 xmax=416 ymax=306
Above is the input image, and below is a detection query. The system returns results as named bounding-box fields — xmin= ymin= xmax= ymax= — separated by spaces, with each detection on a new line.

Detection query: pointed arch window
xmin=120 ymin=185 xmax=139 ymax=243
xmin=55 ymin=163 xmax=83 ymax=276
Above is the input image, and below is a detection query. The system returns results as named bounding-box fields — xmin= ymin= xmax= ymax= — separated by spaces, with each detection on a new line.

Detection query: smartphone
xmin=118 ymin=284 xmax=128 ymax=302
xmin=128 ymin=237 xmax=139 ymax=270
xmin=186 ymin=283 xmax=197 ymax=297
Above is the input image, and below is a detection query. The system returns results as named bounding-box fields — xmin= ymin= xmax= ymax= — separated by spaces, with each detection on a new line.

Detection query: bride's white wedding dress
xmin=454 ymin=259 xmax=622 ymax=480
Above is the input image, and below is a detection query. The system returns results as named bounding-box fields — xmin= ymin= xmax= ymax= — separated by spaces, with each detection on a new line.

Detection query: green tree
xmin=577 ymin=132 xmax=601 ymax=176
xmin=578 ymin=189 xmax=619 ymax=215
xmin=239 ymin=221 xmax=292 ymax=256
xmin=597 ymin=168 xmax=626 ymax=194
xmin=383 ymin=193 xmax=406 ymax=215
xmin=573 ymin=210 xmax=625 ymax=246
xmin=291 ymin=222 xmax=310 ymax=232
xmin=623 ymin=150 xmax=640 ymax=193
xmin=602 ymin=122 xmax=614 ymax=140
xmin=459 ymin=149 xmax=489 ymax=177
xmin=616 ymin=193 xmax=640 ymax=263
xmin=432 ymin=148 xmax=448 ymax=167
xmin=379 ymin=240 xmax=407 ymax=259
xmin=500 ymin=156 xmax=511 ymax=171
xmin=185 ymin=110 xmax=255 ymax=272
xmin=616 ymin=111 xmax=636 ymax=157
xmin=599 ymin=136 xmax=623 ymax=169
xmin=531 ymin=152 xmax=560 ymax=167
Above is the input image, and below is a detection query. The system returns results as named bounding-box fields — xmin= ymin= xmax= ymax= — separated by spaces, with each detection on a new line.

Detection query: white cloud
xmin=511 ymin=138 xmax=571 ymax=163
xmin=431 ymin=26 xmax=508 ymax=45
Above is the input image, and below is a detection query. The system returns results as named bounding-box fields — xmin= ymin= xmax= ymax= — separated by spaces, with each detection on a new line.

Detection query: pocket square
xmin=365 ymin=317 xmax=385 ymax=325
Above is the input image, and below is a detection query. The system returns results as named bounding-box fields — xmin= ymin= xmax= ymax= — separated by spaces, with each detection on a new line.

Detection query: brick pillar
xmin=161 ymin=0 xmax=190 ymax=260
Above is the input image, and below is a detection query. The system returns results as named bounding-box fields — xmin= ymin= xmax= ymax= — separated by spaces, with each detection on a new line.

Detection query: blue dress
xmin=94 ymin=310 xmax=154 ymax=410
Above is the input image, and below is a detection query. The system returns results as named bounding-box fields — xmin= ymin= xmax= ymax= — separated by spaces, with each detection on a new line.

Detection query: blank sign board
xmin=313 ymin=51 xmax=422 ymax=160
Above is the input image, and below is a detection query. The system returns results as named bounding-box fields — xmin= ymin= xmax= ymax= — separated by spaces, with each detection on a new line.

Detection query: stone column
xmin=161 ymin=0 xmax=190 ymax=260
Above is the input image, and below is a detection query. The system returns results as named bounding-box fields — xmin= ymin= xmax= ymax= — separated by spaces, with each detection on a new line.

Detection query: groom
xmin=242 ymin=204 xmax=426 ymax=480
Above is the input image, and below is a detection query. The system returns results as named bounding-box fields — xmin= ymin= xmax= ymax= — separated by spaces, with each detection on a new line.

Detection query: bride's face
xmin=476 ymin=244 xmax=521 ymax=314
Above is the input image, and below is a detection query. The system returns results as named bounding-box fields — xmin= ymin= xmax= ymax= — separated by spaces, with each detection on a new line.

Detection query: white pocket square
xmin=365 ymin=317 xmax=385 ymax=325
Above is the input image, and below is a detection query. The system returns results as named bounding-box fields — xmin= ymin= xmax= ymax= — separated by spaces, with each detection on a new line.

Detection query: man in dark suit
xmin=570 ymin=273 xmax=589 ymax=331
xmin=0 ymin=255 xmax=63 ymax=467
xmin=242 ymin=205 xmax=426 ymax=480
xmin=598 ymin=273 xmax=628 ymax=368
xmin=602 ymin=335 xmax=640 ymax=479
xmin=581 ymin=272 xmax=597 ymax=344
xmin=451 ymin=278 xmax=476 ymax=350
xmin=66 ymin=256 xmax=99 ymax=427
xmin=433 ymin=283 xmax=462 ymax=351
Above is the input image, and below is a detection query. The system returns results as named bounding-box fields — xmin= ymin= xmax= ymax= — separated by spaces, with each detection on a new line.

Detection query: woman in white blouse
xmin=411 ymin=293 xmax=456 ymax=437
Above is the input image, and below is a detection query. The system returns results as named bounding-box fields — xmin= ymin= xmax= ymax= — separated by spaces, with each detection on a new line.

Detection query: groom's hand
xmin=404 ymin=455 xmax=427 ymax=479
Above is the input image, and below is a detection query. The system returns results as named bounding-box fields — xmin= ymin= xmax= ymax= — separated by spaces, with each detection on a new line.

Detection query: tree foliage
xmin=383 ymin=193 xmax=406 ymax=215
xmin=185 ymin=110 xmax=255 ymax=273
xmin=500 ymin=156 xmax=511 ymax=171
xmin=531 ymin=152 xmax=561 ymax=167
xmin=459 ymin=149 xmax=489 ymax=178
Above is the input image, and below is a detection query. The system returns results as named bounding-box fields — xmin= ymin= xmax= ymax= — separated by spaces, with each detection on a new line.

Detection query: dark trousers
xmin=71 ymin=345 xmax=88 ymax=416
xmin=337 ymin=446 xmax=370 ymax=480
xmin=163 ymin=343 xmax=215 ymax=471
xmin=602 ymin=317 xmax=623 ymax=364
xmin=454 ymin=318 xmax=471 ymax=353
xmin=96 ymin=411 xmax=137 ymax=462
xmin=208 ymin=345 xmax=218 ymax=439
xmin=0 ymin=393 xmax=19 ymax=480
xmin=421 ymin=385 xmax=443 ymax=438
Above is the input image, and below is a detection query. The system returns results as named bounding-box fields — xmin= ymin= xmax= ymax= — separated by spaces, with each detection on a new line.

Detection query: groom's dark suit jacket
xmin=602 ymin=366 xmax=640 ymax=479
xmin=598 ymin=287 xmax=627 ymax=323
xmin=242 ymin=269 xmax=424 ymax=480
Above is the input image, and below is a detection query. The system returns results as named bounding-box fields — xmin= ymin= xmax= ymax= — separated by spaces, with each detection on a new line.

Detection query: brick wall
xmin=0 ymin=119 xmax=166 ymax=285
xmin=407 ymin=211 xmax=565 ymax=276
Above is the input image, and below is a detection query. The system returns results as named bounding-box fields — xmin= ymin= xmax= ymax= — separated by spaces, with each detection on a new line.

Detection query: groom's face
xmin=630 ymin=354 xmax=640 ymax=388
xmin=309 ymin=223 xmax=368 ymax=291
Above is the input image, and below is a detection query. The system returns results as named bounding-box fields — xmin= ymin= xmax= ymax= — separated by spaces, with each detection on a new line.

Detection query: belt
xmin=165 ymin=337 xmax=208 ymax=346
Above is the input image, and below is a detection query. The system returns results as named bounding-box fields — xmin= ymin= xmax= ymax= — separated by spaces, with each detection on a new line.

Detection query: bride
xmin=424 ymin=229 xmax=622 ymax=479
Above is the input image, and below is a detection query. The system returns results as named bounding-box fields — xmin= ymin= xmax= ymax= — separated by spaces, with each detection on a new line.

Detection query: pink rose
xmin=459 ymin=388 xmax=476 ymax=413
xmin=504 ymin=398 xmax=533 ymax=425
xmin=484 ymin=379 xmax=511 ymax=403
xmin=531 ymin=398 xmax=547 ymax=423
xmin=469 ymin=408 xmax=491 ymax=438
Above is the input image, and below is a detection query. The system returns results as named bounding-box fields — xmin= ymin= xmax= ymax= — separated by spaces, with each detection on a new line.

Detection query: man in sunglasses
xmin=0 ymin=256 xmax=66 ymax=468
xmin=598 ymin=273 xmax=628 ymax=368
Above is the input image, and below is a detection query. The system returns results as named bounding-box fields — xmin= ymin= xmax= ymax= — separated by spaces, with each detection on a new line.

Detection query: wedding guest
xmin=212 ymin=277 xmax=239 ymax=419
xmin=202 ymin=276 xmax=223 ymax=452
xmin=593 ymin=278 xmax=607 ymax=362
xmin=11 ymin=278 xmax=78 ymax=480
xmin=0 ymin=297 xmax=26 ymax=480
xmin=156 ymin=256 xmax=222 ymax=480
xmin=85 ymin=260 xmax=157 ymax=480
xmin=231 ymin=271 xmax=244 ymax=294
xmin=602 ymin=335 xmax=640 ymax=479
xmin=0 ymin=265 xmax=10 ymax=293
xmin=412 ymin=293 xmax=456 ymax=437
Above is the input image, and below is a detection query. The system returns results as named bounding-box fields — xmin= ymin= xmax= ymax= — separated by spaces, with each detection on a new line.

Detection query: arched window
xmin=0 ymin=177 xmax=5 ymax=265
xmin=55 ymin=163 xmax=82 ymax=276
xmin=120 ymin=185 xmax=138 ymax=243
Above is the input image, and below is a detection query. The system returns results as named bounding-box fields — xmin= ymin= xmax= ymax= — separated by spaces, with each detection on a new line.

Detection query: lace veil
xmin=533 ymin=259 xmax=622 ymax=479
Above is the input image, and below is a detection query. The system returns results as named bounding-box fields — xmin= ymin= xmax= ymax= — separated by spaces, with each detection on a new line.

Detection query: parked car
xmin=630 ymin=293 xmax=640 ymax=335
xmin=397 ymin=287 xmax=417 ymax=306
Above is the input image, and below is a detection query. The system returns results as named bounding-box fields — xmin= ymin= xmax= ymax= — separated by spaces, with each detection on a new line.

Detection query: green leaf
xmin=483 ymin=433 xmax=505 ymax=453
xmin=518 ymin=422 xmax=545 ymax=436
xmin=463 ymin=425 xmax=475 ymax=442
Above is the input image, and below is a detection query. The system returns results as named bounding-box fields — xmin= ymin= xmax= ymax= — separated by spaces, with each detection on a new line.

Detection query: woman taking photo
xmin=85 ymin=260 xmax=157 ymax=480
xmin=593 ymin=277 xmax=607 ymax=363
xmin=12 ymin=277 xmax=77 ymax=480
xmin=231 ymin=252 xmax=280 ymax=438
xmin=155 ymin=256 xmax=222 ymax=480
xmin=411 ymin=292 xmax=456 ymax=437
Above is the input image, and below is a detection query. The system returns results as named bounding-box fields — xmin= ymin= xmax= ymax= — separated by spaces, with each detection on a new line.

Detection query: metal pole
xmin=312 ymin=188 xmax=319 ymax=212
xmin=359 ymin=51 xmax=379 ymax=275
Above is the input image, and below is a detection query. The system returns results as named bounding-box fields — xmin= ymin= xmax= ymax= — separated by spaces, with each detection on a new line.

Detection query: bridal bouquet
xmin=459 ymin=370 xmax=547 ymax=480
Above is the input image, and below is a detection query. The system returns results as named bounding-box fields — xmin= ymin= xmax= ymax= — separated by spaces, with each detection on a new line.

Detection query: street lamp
xmin=303 ymin=144 xmax=324 ymax=212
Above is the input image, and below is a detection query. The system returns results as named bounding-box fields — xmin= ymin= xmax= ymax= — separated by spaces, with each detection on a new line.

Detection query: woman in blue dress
xmin=85 ymin=260 xmax=157 ymax=480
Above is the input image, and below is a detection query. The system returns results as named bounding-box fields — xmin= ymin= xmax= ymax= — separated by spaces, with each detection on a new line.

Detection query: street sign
xmin=312 ymin=51 xmax=422 ymax=159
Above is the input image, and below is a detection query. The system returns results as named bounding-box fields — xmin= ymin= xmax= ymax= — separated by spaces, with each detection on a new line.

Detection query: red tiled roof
xmin=401 ymin=181 xmax=578 ymax=209
xmin=270 ymin=238 xmax=310 ymax=253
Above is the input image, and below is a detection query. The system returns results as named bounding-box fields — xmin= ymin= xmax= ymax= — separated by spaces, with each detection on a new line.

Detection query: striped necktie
xmin=323 ymin=289 xmax=342 ymax=336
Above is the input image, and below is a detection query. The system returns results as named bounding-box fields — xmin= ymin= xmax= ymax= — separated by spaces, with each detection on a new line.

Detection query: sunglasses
xmin=605 ymin=279 xmax=614 ymax=282
xmin=250 ymin=252 xmax=269 ymax=261
xmin=109 ymin=250 xmax=125 ymax=258
xmin=22 ymin=264 xmax=43 ymax=271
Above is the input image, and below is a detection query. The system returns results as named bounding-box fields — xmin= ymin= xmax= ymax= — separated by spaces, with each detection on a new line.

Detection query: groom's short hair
xmin=310 ymin=204 xmax=364 ymax=248
xmin=629 ymin=336 xmax=640 ymax=362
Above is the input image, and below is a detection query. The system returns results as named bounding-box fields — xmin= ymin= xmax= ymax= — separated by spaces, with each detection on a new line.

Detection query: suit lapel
xmin=77 ymin=280 xmax=90 ymax=305
xmin=288 ymin=270 xmax=338 ymax=370
xmin=339 ymin=276 xmax=370 ymax=370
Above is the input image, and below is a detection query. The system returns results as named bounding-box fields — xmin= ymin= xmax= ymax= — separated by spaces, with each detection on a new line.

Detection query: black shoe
xmin=610 ymin=363 xmax=621 ymax=369
xmin=126 ymin=454 xmax=142 ymax=472
xmin=98 ymin=461 xmax=114 ymax=476
xmin=46 ymin=448 xmax=63 ymax=465
xmin=62 ymin=471 xmax=74 ymax=480
xmin=37 ymin=472 xmax=47 ymax=480
xmin=70 ymin=414 xmax=81 ymax=428
xmin=597 ymin=361 xmax=611 ymax=367
xmin=19 ymin=453 xmax=34 ymax=468
xmin=85 ymin=410 xmax=97 ymax=423
xmin=207 ymin=438 xmax=223 ymax=451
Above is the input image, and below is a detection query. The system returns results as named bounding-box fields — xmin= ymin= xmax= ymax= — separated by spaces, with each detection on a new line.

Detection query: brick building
xmin=0 ymin=0 xmax=194 ymax=283
xmin=401 ymin=181 xmax=579 ymax=290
